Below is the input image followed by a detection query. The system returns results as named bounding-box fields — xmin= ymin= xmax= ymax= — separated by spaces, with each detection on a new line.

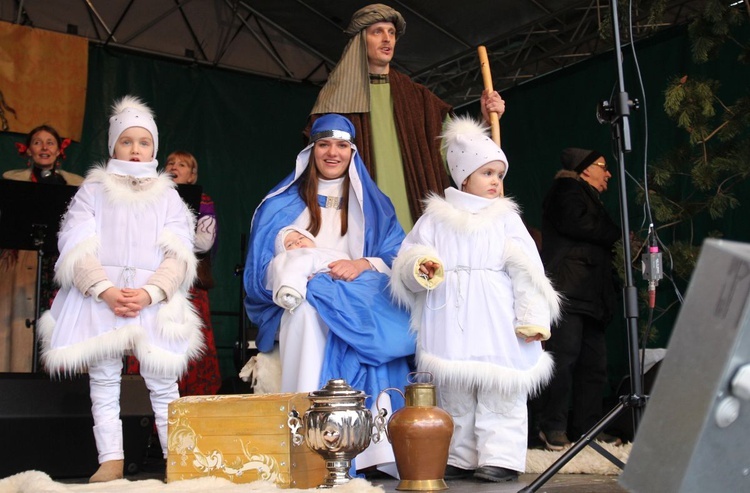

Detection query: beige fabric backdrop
xmin=0 ymin=20 xmax=87 ymax=140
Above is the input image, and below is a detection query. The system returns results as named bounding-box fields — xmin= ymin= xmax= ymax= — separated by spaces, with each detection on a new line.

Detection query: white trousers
xmin=438 ymin=386 xmax=528 ymax=472
xmin=278 ymin=302 xmax=398 ymax=477
xmin=88 ymin=357 xmax=179 ymax=463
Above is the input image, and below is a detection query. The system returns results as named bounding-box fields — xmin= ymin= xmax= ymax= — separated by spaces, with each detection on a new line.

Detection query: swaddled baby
xmin=266 ymin=226 xmax=352 ymax=311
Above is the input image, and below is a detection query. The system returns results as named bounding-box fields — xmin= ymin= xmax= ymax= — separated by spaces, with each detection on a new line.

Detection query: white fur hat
xmin=274 ymin=226 xmax=316 ymax=255
xmin=442 ymin=115 xmax=508 ymax=186
xmin=107 ymin=95 xmax=159 ymax=158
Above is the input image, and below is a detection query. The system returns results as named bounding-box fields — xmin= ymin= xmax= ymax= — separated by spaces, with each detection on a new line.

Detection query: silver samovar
xmin=287 ymin=379 xmax=385 ymax=488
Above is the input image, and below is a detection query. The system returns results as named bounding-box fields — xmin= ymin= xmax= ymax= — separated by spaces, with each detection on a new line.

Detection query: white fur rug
xmin=0 ymin=472 xmax=382 ymax=493
xmin=525 ymin=442 xmax=631 ymax=475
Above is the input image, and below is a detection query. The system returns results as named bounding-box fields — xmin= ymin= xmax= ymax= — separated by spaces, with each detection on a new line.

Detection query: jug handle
xmin=375 ymin=387 xmax=405 ymax=444
xmin=407 ymin=371 xmax=434 ymax=384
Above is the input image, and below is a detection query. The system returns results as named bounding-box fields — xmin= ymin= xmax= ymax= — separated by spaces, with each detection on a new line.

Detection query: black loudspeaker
xmin=0 ymin=373 xmax=154 ymax=479
xmin=620 ymin=239 xmax=750 ymax=492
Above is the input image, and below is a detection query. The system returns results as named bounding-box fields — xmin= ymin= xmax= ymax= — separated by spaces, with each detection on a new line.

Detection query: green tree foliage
xmin=632 ymin=1 xmax=748 ymax=338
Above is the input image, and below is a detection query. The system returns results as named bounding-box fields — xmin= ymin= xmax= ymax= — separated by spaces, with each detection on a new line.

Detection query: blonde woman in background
xmin=126 ymin=151 xmax=222 ymax=395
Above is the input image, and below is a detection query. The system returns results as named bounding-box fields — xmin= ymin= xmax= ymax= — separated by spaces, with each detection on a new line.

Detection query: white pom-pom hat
xmin=442 ymin=115 xmax=508 ymax=187
xmin=107 ymin=95 xmax=159 ymax=158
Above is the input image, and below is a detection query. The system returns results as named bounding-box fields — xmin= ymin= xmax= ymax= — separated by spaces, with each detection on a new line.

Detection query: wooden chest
xmin=166 ymin=393 xmax=326 ymax=488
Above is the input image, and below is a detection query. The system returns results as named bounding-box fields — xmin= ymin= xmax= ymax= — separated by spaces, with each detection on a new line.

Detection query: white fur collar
xmin=85 ymin=164 xmax=176 ymax=206
xmin=422 ymin=188 xmax=520 ymax=233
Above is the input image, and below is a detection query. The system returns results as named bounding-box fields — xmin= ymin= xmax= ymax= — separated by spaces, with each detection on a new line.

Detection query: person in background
xmin=533 ymin=148 xmax=622 ymax=451
xmin=164 ymin=151 xmax=221 ymax=395
xmin=306 ymin=3 xmax=505 ymax=231
xmin=125 ymin=151 xmax=222 ymax=396
xmin=0 ymin=125 xmax=84 ymax=372
xmin=39 ymin=96 xmax=202 ymax=483
xmin=4 ymin=124 xmax=83 ymax=185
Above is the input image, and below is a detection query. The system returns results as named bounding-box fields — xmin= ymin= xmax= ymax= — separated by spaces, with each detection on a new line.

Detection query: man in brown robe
xmin=307 ymin=3 xmax=505 ymax=230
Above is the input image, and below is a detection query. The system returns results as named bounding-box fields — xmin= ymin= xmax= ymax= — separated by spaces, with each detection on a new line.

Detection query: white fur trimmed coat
xmin=391 ymin=188 xmax=561 ymax=397
xmin=38 ymin=166 xmax=203 ymax=377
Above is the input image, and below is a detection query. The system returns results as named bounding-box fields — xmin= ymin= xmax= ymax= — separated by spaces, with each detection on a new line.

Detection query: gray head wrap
xmin=310 ymin=4 xmax=406 ymax=115
xmin=344 ymin=3 xmax=406 ymax=37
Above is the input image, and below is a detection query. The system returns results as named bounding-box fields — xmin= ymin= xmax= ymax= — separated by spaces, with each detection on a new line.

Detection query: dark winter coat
xmin=541 ymin=170 xmax=621 ymax=324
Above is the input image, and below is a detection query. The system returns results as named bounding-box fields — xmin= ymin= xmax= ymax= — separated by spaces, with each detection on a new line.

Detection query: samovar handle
xmin=374 ymin=387 xmax=405 ymax=443
xmin=287 ymin=409 xmax=305 ymax=446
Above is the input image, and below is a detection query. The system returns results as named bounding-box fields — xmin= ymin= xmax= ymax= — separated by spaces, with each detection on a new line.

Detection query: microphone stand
xmin=519 ymin=1 xmax=647 ymax=490
xmin=234 ymin=233 xmax=253 ymax=372
xmin=24 ymin=224 xmax=47 ymax=373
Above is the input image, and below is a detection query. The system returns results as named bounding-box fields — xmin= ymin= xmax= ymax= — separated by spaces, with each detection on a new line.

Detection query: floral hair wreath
xmin=15 ymin=137 xmax=71 ymax=164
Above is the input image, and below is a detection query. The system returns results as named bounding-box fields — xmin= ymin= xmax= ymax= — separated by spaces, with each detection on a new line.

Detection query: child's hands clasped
xmin=101 ymin=287 xmax=152 ymax=318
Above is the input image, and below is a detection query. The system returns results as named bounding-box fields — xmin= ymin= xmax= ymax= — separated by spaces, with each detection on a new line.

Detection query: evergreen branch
xmin=698 ymin=120 xmax=730 ymax=143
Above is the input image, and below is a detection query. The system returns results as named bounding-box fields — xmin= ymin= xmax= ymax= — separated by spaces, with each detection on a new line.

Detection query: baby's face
xmin=284 ymin=231 xmax=315 ymax=250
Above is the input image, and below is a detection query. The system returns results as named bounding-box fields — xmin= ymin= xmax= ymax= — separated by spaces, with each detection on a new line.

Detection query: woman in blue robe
xmin=243 ymin=114 xmax=414 ymax=473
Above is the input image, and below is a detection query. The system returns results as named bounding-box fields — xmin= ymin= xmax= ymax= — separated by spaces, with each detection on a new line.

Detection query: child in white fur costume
xmin=39 ymin=96 xmax=203 ymax=483
xmin=390 ymin=116 xmax=561 ymax=483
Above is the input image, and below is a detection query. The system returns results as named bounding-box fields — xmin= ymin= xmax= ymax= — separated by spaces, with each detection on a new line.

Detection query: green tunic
xmin=370 ymin=82 xmax=413 ymax=232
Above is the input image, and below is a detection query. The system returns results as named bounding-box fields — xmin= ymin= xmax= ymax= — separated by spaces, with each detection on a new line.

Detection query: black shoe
xmin=474 ymin=465 xmax=519 ymax=483
xmin=444 ymin=465 xmax=475 ymax=480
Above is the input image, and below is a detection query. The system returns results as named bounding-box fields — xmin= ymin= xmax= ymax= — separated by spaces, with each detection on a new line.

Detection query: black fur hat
xmin=561 ymin=148 xmax=602 ymax=173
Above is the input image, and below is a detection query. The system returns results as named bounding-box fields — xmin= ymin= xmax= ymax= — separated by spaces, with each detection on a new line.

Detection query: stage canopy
xmin=1 ymin=0 xmax=705 ymax=108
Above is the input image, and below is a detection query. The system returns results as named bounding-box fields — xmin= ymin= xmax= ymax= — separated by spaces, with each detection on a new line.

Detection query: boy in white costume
xmin=39 ymin=96 xmax=203 ymax=483
xmin=390 ymin=116 xmax=561 ymax=482
xmin=267 ymin=225 xmax=352 ymax=311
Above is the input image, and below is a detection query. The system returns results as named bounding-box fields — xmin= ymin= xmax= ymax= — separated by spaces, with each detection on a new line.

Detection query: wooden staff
xmin=477 ymin=45 xmax=500 ymax=146
xmin=478 ymin=45 xmax=504 ymax=195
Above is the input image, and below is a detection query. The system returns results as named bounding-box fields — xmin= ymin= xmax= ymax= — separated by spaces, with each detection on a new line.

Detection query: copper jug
xmin=379 ymin=372 xmax=454 ymax=491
